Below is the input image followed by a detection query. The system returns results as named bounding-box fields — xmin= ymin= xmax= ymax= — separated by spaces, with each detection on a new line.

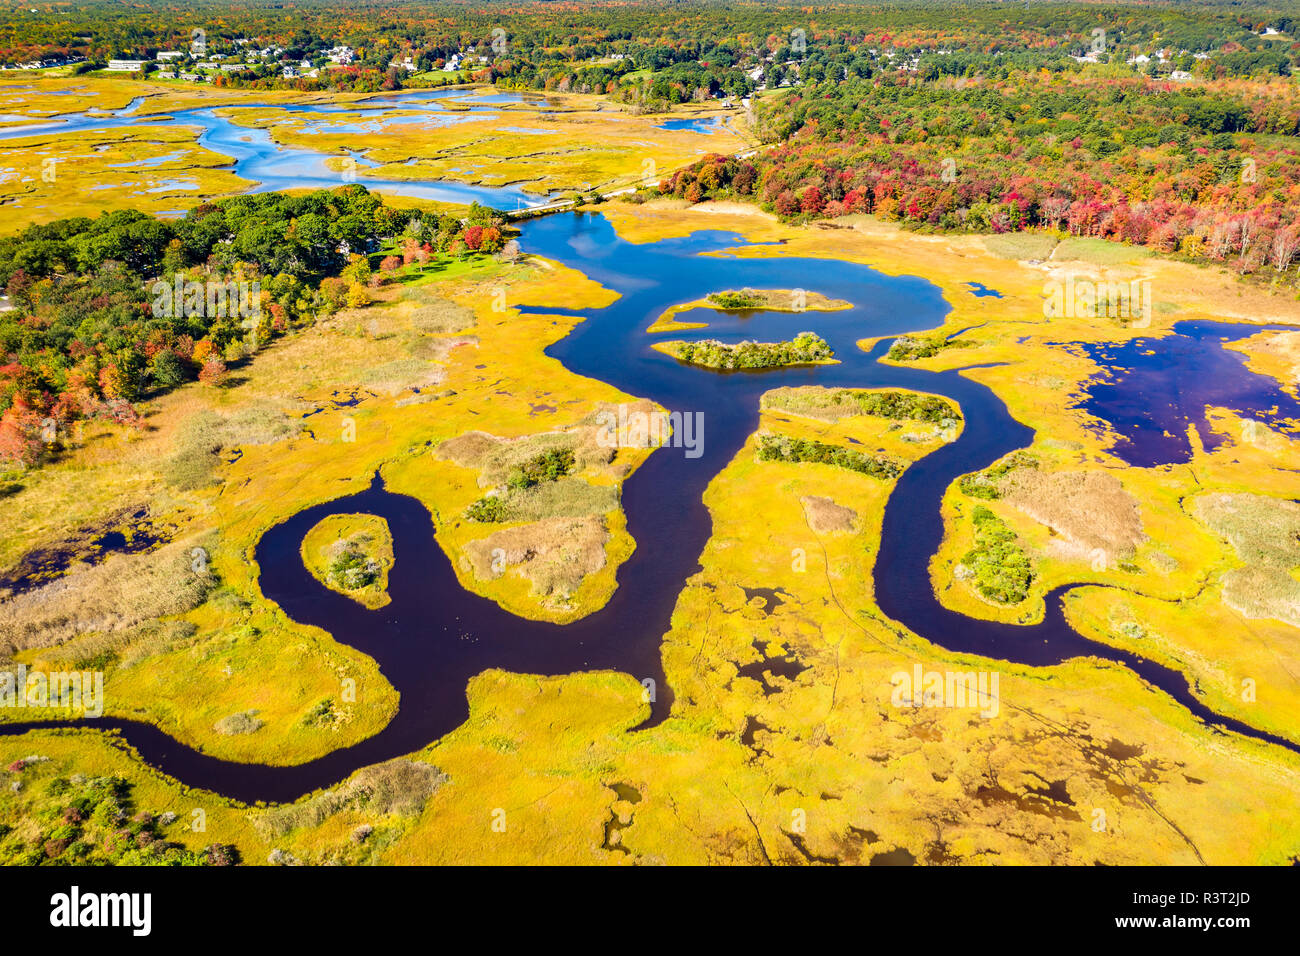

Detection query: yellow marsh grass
xmin=300 ymin=513 xmax=394 ymax=610
xmin=4 ymin=203 xmax=1300 ymax=863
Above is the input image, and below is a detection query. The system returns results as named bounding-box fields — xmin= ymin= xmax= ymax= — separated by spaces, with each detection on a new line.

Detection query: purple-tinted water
xmin=1073 ymin=321 xmax=1300 ymax=466
xmin=3 ymin=213 xmax=1297 ymax=803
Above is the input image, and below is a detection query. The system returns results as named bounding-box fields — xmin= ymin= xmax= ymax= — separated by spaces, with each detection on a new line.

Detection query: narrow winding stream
xmin=2 ymin=212 xmax=1296 ymax=803
xmin=0 ymin=88 xmax=562 ymax=208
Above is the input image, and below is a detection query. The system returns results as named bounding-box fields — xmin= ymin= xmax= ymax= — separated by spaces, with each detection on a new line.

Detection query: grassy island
xmin=655 ymin=331 xmax=834 ymax=369
xmin=300 ymin=514 xmax=395 ymax=610
xmin=647 ymin=288 xmax=852 ymax=333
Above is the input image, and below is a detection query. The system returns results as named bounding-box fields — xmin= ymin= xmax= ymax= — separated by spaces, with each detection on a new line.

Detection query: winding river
xmin=0 ymin=88 xmax=565 ymax=208
xmin=2 ymin=211 xmax=1297 ymax=804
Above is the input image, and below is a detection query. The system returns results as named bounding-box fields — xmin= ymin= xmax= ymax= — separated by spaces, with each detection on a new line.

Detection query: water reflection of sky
xmin=1071 ymin=320 xmax=1300 ymax=466
xmin=655 ymin=116 xmax=724 ymax=134
xmin=0 ymin=88 xmax=555 ymax=208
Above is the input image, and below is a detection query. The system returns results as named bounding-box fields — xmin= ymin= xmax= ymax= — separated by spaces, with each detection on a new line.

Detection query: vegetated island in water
xmin=654 ymin=331 xmax=836 ymax=369
xmin=647 ymin=287 xmax=852 ymax=333
xmin=299 ymin=513 xmax=395 ymax=610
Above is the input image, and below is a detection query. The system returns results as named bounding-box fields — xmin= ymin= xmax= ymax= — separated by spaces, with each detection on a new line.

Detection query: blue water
xmin=3 ymin=211 xmax=1296 ymax=801
xmin=0 ymin=88 xmax=557 ymax=209
xmin=1074 ymin=321 xmax=1300 ymax=466
xmin=655 ymin=116 xmax=723 ymax=134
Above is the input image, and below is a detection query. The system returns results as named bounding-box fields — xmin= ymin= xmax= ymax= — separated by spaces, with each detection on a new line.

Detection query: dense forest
xmin=662 ymin=68 xmax=1300 ymax=277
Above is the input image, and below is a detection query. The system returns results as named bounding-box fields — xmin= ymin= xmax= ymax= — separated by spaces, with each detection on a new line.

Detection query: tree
xmin=0 ymin=396 xmax=43 ymax=468
xmin=345 ymin=282 xmax=371 ymax=308
xmin=198 ymin=357 xmax=228 ymax=387
xmin=401 ymin=237 xmax=420 ymax=267
xmin=800 ymin=185 xmax=825 ymax=214
xmin=191 ymin=339 xmax=216 ymax=366
xmin=774 ymin=190 xmax=800 ymax=217
xmin=149 ymin=350 xmax=187 ymax=390
xmin=1270 ymin=226 xmax=1299 ymax=272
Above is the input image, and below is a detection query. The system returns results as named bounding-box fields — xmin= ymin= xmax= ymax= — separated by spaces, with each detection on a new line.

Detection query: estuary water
xmin=0 ymin=88 xmax=561 ymax=208
xmin=2 ymin=211 xmax=1297 ymax=803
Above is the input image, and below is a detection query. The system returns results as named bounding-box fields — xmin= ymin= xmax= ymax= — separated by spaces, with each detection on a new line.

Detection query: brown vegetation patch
xmin=32 ymin=619 xmax=198 ymax=674
xmin=463 ymin=515 xmax=609 ymax=599
xmin=214 ymin=710 xmax=264 ymax=736
xmin=1001 ymin=470 xmax=1144 ymax=564
xmin=0 ymin=538 xmax=215 ymax=657
xmin=801 ymin=495 xmax=858 ymax=534
xmin=434 ymin=410 xmax=629 ymax=487
xmin=253 ymin=758 xmax=448 ymax=839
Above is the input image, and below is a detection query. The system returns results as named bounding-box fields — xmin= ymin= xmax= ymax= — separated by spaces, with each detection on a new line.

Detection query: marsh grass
xmin=436 ymin=427 xmax=612 ymax=488
xmin=300 ymin=514 xmax=393 ymax=610
xmin=800 ymin=495 xmax=857 ymax=534
xmin=1194 ymin=493 xmax=1300 ymax=627
xmin=1001 ymin=469 xmax=1145 ymax=564
xmin=1055 ymin=236 xmax=1155 ymax=265
xmin=404 ymin=287 xmax=477 ymax=334
xmin=499 ymin=477 xmax=618 ymax=522
xmin=213 ymin=710 xmax=264 ymax=736
xmin=33 ymin=619 xmax=198 ymax=675
xmin=253 ymin=759 xmax=448 ymax=839
xmin=164 ymin=404 xmax=301 ymax=491
xmin=464 ymin=515 xmax=608 ymax=598
xmin=359 ymin=358 xmax=444 ymax=395
xmin=0 ymin=537 xmax=215 ymax=657
xmin=981 ymin=233 xmax=1060 ymax=261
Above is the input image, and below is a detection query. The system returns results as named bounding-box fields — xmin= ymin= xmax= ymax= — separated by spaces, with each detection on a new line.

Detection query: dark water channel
xmin=3 ymin=212 xmax=1296 ymax=803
